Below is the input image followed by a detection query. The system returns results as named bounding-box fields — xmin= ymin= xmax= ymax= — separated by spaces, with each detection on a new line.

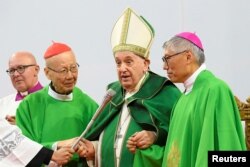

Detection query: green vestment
xmin=16 ymin=86 xmax=98 ymax=167
xmin=85 ymin=71 xmax=181 ymax=167
xmin=162 ymin=70 xmax=246 ymax=167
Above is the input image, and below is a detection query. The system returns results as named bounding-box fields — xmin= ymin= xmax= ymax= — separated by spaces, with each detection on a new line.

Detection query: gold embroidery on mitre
xmin=167 ymin=141 xmax=180 ymax=167
xmin=110 ymin=8 xmax=154 ymax=59
xmin=113 ymin=44 xmax=147 ymax=58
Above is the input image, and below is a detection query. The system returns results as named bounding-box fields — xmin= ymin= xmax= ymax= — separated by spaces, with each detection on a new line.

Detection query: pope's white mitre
xmin=111 ymin=8 xmax=154 ymax=59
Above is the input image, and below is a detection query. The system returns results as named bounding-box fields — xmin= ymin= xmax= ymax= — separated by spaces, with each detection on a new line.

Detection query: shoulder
xmin=73 ymin=87 xmax=98 ymax=104
xmin=0 ymin=93 xmax=16 ymax=102
xmin=27 ymin=86 xmax=48 ymax=98
xmin=148 ymin=71 xmax=181 ymax=94
xmin=197 ymin=70 xmax=233 ymax=96
xmin=19 ymin=87 xmax=48 ymax=105
xmin=106 ymin=81 xmax=122 ymax=95
xmin=73 ymin=86 xmax=91 ymax=98
xmin=107 ymin=81 xmax=120 ymax=88
xmin=148 ymin=71 xmax=176 ymax=87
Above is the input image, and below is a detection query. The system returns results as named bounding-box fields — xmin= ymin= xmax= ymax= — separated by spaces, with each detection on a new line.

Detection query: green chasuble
xmin=162 ymin=70 xmax=246 ymax=167
xmin=16 ymin=85 xmax=98 ymax=167
xmin=85 ymin=71 xmax=181 ymax=167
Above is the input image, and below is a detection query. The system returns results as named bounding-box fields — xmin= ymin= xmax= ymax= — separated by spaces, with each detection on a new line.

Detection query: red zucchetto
xmin=44 ymin=41 xmax=72 ymax=59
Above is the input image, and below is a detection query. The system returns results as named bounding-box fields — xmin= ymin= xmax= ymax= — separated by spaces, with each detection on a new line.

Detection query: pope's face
xmin=114 ymin=51 xmax=150 ymax=92
xmin=44 ymin=51 xmax=78 ymax=94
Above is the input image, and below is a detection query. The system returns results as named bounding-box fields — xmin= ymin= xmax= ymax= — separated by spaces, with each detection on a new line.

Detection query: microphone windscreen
xmin=106 ymin=88 xmax=116 ymax=97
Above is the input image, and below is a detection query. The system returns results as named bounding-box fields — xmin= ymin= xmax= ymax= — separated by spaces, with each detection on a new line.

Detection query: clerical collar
xmin=15 ymin=82 xmax=43 ymax=101
xmin=48 ymin=85 xmax=73 ymax=101
xmin=183 ymin=64 xmax=206 ymax=94
xmin=20 ymin=91 xmax=28 ymax=96
xmin=125 ymin=72 xmax=148 ymax=100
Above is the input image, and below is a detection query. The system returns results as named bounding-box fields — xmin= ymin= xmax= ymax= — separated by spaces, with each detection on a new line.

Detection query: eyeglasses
xmin=162 ymin=50 xmax=187 ymax=66
xmin=47 ymin=63 xmax=79 ymax=75
xmin=6 ymin=64 xmax=36 ymax=76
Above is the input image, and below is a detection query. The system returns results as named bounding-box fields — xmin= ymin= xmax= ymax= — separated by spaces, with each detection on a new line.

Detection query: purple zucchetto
xmin=176 ymin=32 xmax=204 ymax=51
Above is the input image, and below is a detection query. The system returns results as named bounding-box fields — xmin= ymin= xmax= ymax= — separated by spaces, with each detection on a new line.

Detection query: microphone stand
xmin=71 ymin=88 xmax=116 ymax=150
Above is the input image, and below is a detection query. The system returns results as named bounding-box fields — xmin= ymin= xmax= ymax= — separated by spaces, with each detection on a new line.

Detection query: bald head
xmin=9 ymin=51 xmax=37 ymax=65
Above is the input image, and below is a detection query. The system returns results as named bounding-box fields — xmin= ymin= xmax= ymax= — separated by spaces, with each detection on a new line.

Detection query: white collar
xmin=20 ymin=91 xmax=28 ymax=96
xmin=125 ymin=72 xmax=148 ymax=100
xmin=183 ymin=64 xmax=206 ymax=94
xmin=19 ymin=81 xmax=39 ymax=96
xmin=48 ymin=86 xmax=73 ymax=101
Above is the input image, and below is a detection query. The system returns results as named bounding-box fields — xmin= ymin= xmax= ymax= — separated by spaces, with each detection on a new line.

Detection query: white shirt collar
xmin=48 ymin=86 xmax=73 ymax=101
xmin=20 ymin=91 xmax=28 ymax=96
xmin=19 ymin=81 xmax=39 ymax=96
xmin=183 ymin=64 xmax=206 ymax=94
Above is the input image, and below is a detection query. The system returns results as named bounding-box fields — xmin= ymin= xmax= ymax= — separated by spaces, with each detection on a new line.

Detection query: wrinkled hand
xmin=75 ymin=138 xmax=95 ymax=160
xmin=57 ymin=137 xmax=78 ymax=149
xmin=52 ymin=146 xmax=74 ymax=165
xmin=127 ymin=130 xmax=156 ymax=154
xmin=5 ymin=115 xmax=16 ymax=125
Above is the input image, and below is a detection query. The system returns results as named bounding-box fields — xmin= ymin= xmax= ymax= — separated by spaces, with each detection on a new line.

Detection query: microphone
xmin=71 ymin=88 xmax=116 ymax=149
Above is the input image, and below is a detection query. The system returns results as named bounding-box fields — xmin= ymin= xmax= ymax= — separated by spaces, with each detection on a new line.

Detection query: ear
xmin=144 ymin=59 xmax=150 ymax=70
xmin=44 ymin=67 xmax=51 ymax=80
xmin=185 ymin=51 xmax=193 ymax=64
xmin=35 ymin=65 xmax=40 ymax=72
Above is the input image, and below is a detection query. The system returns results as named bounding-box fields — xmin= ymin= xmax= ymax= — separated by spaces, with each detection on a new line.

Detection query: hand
xmin=57 ymin=137 xmax=78 ymax=149
xmin=5 ymin=115 xmax=16 ymax=125
xmin=75 ymin=138 xmax=95 ymax=160
xmin=51 ymin=146 xmax=74 ymax=165
xmin=127 ymin=130 xmax=156 ymax=153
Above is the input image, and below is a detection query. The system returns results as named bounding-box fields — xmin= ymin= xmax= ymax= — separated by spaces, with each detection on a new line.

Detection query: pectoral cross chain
xmin=114 ymin=128 xmax=123 ymax=149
